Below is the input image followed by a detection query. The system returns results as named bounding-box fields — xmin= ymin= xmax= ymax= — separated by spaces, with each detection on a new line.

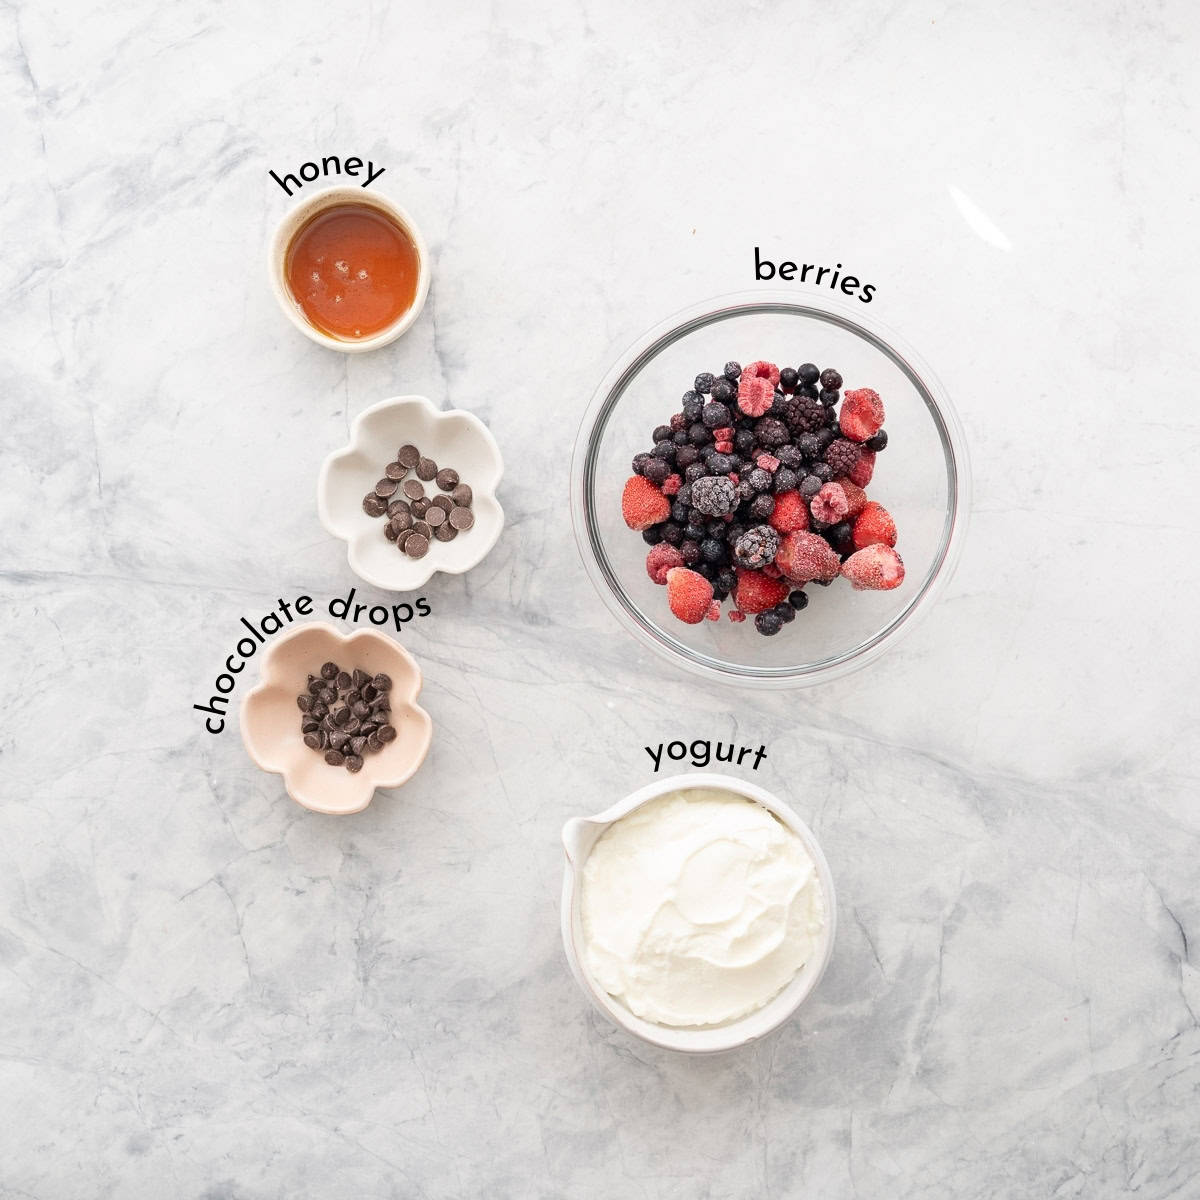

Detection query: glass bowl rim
xmin=569 ymin=289 xmax=972 ymax=689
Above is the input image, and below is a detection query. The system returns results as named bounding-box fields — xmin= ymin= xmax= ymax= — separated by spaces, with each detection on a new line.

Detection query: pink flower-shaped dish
xmin=240 ymin=621 xmax=432 ymax=815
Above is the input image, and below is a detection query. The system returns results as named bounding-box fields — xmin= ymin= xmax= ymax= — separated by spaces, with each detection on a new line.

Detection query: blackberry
xmin=642 ymin=525 xmax=664 ymax=545
xmin=702 ymin=400 xmax=731 ymax=428
xmin=675 ymin=444 xmax=700 ymax=469
xmin=732 ymin=524 xmax=780 ymax=569
xmin=797 ymin=433 xmax=820 ymax=460
xmin=711 ymin=377 xmax=735 ymax=404
xmin=660 ymin=523 xmax=683 ymax=545
xmin=653 ymin=424 xmax=673 ymax=443
xmin=779 ymin=366 xmax=799 ymax=391
xmin=690 ymin=475 xmax=737 ymax=516
xmin=824 ymin=439 xmax=861 ymax=477
xmin=776 ymin=444 xmax=803 ymax=469
xmin=684 ymin=463 xmax=707 ymax=483
xmin=787 ymin=393 xmax=826 ymax=434
xmin=819 ymin=388 xmax=840 ymax=407
xmin=694 ymin=372 xmax=716 ymax=395
xmin=797 ymin=363 xmax=820 ymax=385
xmin=677 ymin=483 xmax=693 ymax=506
xmin=866 ymin=430 xmax=888 ymax=452
xmin=748 ymin=493 xmax=776 ymax=521
xmin=812 ymin=462 xmax=834 ymax=483
xmin=688 ymin=423 xmax=712 ymax=446
xmin=773 ymin=467 xmax=799 ymax=494
xmin=734 ymin=428 xmax=756 ymax=456
xmin=754 ymin=416 xmax=789 ymax=447
xmin=632 ymin=452 xmax=651 ymax=475
xmin=700 ymin=538 xmax=727 ymax=565
xmin=800 ymin=474 xmax=822 ymax=498
xmin=679 ymin=539 xmax=701 ymax=565
xmin=775 ymin=601 xmax=796 ymax=624
xmin=788 ymin=590 xmax=809 ymax=610
xmin=747 ymin=468 xmax=773 ymax=493
xmin=754 ymin=610 xmax=783 ymax=636
xmin=644 ymin=458 xmax=671 ymax=485
xmin=736 ymin=478 xmax=756 ymax=504
xmin=819 ymin=368 xmax=843 ymax=390
xmin=723 ymin=361 xmax=742 ymax=382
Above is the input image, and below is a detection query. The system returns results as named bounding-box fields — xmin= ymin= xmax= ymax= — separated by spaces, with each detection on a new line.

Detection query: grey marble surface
xmin=3 ymin=1 xmax=1199 ymax=1197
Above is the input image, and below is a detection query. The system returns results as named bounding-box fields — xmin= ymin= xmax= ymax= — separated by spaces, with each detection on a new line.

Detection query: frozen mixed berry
xmin=690 ymin=475 xmax=737 ymax=516
xmin=711 ymin=378 xmax=735 ymax=404
xmin=755 ymin=417 xmax=789 ymax=447
xmin=776 ymin=530 xmax=841 ymax=583
xmin=622 ymin=475 xmax=670 ymax=530
xmin=786 ymin=393 xmax=826 ymax=433
xmin=825 ymin=521 xmax=854 ymax=556
xmin=799 ymin=474 xmax=822 ymax=499
xmin=646 ymin=543 xmax=684 ymax=583
xmin=679 ymin=539 xmax=701 ymax=565
xmin=797 ymin=362 xmax=819 ymax=385
xmin=823 ymin=438 xmax=861 ymax=477
xmin=644 ymin=458 xmax=671 ymax=485
xmin=841 ymin=544 xmax=905 ymax=591
xmin=810 ymin=482 xmax=849 ymax=525
xmin=779 ymin=366 xmax=799 ymax=391
xmin=820 ymin=368 xmax=843 ymax=390
xmin=754 ymin=610 xmax=783 ymax=636
xmin=748 ymin=493 xmax=775 ymax=521
xmin=732 ymin=524 xmax=780 ymax=569
xmin=733 ymin=568 xmax=790 ymax=614
xmin=768 ymin=490 xmax=810 ymax=533
xmin=847 ymin=448 xmax=876 ymax=487
xmin=723 ymin=361 xmax=742 ymax=381
xmin=835 ymin=476 xmax=868 ymax=519
xmin=694 ymin=372 xmax=716 ymax=394
xmin=737 ymin=374 xmax=774 ymax=418
xmin=788 ymin=589 xmax=809 ymax=610
xmin=776 ymin=444 xmax=803 ymax=469
xmin=702 ymin=401 xmax=731 ymax=429
xmin=773 ymin=468 xmax=799 ymax=494
xmin=866 ymin=430 xmax=888 ymax=452
xmin=747 ymin=468 xmax=772 ymax=493
xmin=819 ymin=388 xmax=840 ymax=407
xmin=775 ymin=601 xmax=796 ymax=624
xmin=666 ymin=567 xmax=715 ymax=622
xmin=839 ymin=387 xmax=885 ymax=442
xmin=852 ymin=501 xmax=898 ymax=549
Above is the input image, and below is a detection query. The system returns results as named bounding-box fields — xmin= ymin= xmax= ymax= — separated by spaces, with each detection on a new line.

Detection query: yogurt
xmin=579 ymin=788 xmax=825 ymax=1027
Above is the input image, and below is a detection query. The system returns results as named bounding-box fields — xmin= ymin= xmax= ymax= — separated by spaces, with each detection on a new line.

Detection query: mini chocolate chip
xmin=308 ymin=678 xmax=324 ymax=695
xmin=404 ymin=533 xmax=429 ymax=559
xmin=350 ymin=736 xmax=367 ymax=755
xmin=311 ymin=702 xmax=328 ymax=719
xmin=372 ymin=673 xmax=392 ymax=692
xmin=344 ymin=755 xmax=364 ymax=773
xmin=343 ymin=716 xmax=361 ymax=734
xmin=435 ymin=468 xmax=459 ymax=491
xmin=402 ymin=478 xmax=424 ymax=500
xmin=303 ymin=732 xmax=321 ymax=750
xmin=360 ymin=721 xmax=378 ymax=736
xmin=301 ymin=717 xmax=320 ymax=734
xmin=378 ymin=724 xmax=397 ymax=744
xmin=366 ymin=732 xmax=383 ymax=752
xmin=297 ymin=694 xmax=313 ymax=712
xmin=353 ymin=700 xmax=371 ymax=718
xmin=425 ymin=506 xmax=446 ymax=527
xmin=385 ymin=461 xmax=407 ymax=480
xmin=387 ymin=499 xmax=411 ymax=517
xmin=431 ymin=495 xmax=454 ymax=513
xmin=435 ymin=522 xmax=457 ymax=541
xmin=416 ymin=457 xmax=437 ymax=481
xmin=325 ymin=749 xmax=345 ymax=766
xmin=320 ymin=661 xmax=338 ymax=680
xmin=363 ymin=493 xmax=387 ymax=517
xmin=374 ymin=478 xmax=398 ymax=498
xmin=329 ymin=730 xmax=349 ymax=751
xmin=363 ymin=683 xmax=377 ymax=701
xmin=450 ymin=483 xmax=472 ymax=507
xmin=449 ymin=506 xmax=474 ymax=531
xmin=336 ymin=671 xmax=352 ymax=690
xmin=353 ymin=669 xmax=370 ymax=688
xmin=397 ymin=444 xmax=420 ymax=468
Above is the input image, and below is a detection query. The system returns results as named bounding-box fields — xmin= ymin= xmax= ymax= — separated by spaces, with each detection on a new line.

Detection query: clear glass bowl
xmin=570 ymin=292 xmax=970 ymax=688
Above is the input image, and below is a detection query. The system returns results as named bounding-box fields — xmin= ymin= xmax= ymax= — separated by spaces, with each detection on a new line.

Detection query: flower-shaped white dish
xmin=241 ymin=621 xmax=432 ymax=815
xmin=318 ymin=395 xmax=504 ymax=591
xmin=561 ymin=772 xmax=837 ymax=1053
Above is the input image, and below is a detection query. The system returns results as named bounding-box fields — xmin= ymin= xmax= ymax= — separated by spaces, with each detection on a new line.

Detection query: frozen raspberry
xmin=646 ymin=543 xmax=683 ymax=584
xmin=661 ymin=474 xmax=682 ymax=496
xmin=852 ymin=501 xmax=897 ymax=549
xmin=733 ymin=568 xmax=790 ymax=614
xmin=737 ymin=374 xmax=774 ymax=417
xmin=756 ymin=453 xmax=780 ymax=472
xmin=732 ymin=524 xmax=780 ymax=569
xmin=622 ymin=475 xmax=670 ymax=530
xmin=743 ymin=360 xmax=781 ymax=388
xmin=841 ymin=544 xmax=905 ymax=591
xmin=834 ymin=477 xmax=868 ymax=519
xmin=728 ymin=609 xmax=746 ymax=623
xmin=666 ymin=567 xmax=715 ymax=624
xmin=690 ymin=475 xmax=737 ymax=516
xmin=839 ymin=388 xmax=885 ymax=442
xmin=776 ymin=530 xmax=841 ymax=583
xmin=823 ymin=438 xmax=861 ymax=478
xmin=810 ymin=482 xmax=849 ymax=524
xmin=762 ymin=563 xmax=783 ymax=579
xmin=768 ymin=490 xmax=810 ymax=534
xmin=847 ymin=449 xmax=876 ymax=487
xmin=706 ymin=600 xmax=721 ymax=621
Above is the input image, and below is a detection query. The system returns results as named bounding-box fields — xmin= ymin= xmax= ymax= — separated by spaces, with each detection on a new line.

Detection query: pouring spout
xmin=561 ymin=817 xmax=603 ymax=866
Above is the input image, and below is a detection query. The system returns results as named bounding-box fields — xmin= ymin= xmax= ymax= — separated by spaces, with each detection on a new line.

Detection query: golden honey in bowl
xmin=284 ymin=203 xmax=420 ymax=341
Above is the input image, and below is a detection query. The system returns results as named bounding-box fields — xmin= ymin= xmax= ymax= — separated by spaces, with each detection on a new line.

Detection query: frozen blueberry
xmin=800 ymin=474 xmax=822 ymax=498
xmin=819 ymin=388 xmax=840 ymax=407
xmin=675 ymin=444 xmax=700 ymax=469
xmin=773 ymin=468 xmax=799 ymax=493
xmin=812 ymin=462 xmax=834 ymax=483
xmin=797 ymin=434 xmax=820 ymax=459
xmin=632 ymin=452 xmax=651 ymax=475
xmin=684 ymin=462 xmax=707 ymax=483
xmin=866 ymin=430 xmax=888 ymax=452
xmin=700 ymin=538 xmax=726 ymax=564
xmin=755 ymin=610 xmax=783 ymax=636
xmin=734 ymin=429 xmax=756 ymax=456
xmin=660 ymin=523 xmax=684 ymax=545
xmin=779 ymin=366 xmax=799 ymax=391
xmin=788 ymin=590 xmax=809 ymax=610
xmin=723 ymin=361 xmax=742 ymax=382
xmin=670 ymin=500 xmax=690 ymax=524
xmin=702 ymin=400 xmax=731 ymax=428
xmin=651 ymin=442 xmax=676 ymax=463
xmin=749 ymin=493 xmax=775 ymax=520
xmin=776 ymin=444 xmax=803 ymax=469
xmin=797 ymin=363 xmax=820 ymax=385
xmin=775 ymin=601 xmax=796 ymax=624
xmin=711 ymin=378 xmax=735 ymax=404
xmin=706 ymin=453 xmax=736 ymax=475
xmin=653 ymin=424 xmax=673 ymax=443
xmin=820 ymin=368 xmax=843 ymax=390
xmin=689 ymin=423 xmax=712 ymax=446
xmin=644 ymin=458 xmax=670 ymax=485
xmin=694 ymin=372 xmax=716 ymax=394
xmin=680 ymin=539 xmax=701 ymax=565
xmin=642 ymin=526 xmax=664 ymax=545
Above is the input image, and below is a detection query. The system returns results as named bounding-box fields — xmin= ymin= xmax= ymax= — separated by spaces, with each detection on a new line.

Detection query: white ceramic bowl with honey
xmin=268 ymin=185 xmax=430 ymax=353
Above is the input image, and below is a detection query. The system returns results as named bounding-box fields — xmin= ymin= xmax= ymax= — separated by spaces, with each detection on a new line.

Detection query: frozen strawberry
xmin=762 ymin=563 xmax=782 ymax=579
xmin=621 ymin=474 xmax=670 ymax=530
xmin=768 ymin=490 xmax=810 ymax=533
xmin=852 ymin=501 xmax=897 ymax=549
xmin=661 ymin=474 xmax=682 ymax=496
xmin=645 ymin=543 xmax=683 ymax=584
xmin=666 ymin=567 xmax=715 ymax=624
xmin=737 ymin=374 xmax=774 ymax=417
xmin=841 ymin=544 xmax=905 ymax=590
xmin=776 ymin=530 xmax=840 ymax=583
xmin=810 ymin=482 xmax=848 ymax=524
xmin=733 ymin=568 xmax=790 ymax=614
xmin=834 ymin=477 xmax=868 ymax=519
xmin=839 ymin=388 xmax=885 ymax=442
xmin=728 ymin=609 xmax=746 ymax=623
xmin=847 ymin=449 xmax=876 ymax=488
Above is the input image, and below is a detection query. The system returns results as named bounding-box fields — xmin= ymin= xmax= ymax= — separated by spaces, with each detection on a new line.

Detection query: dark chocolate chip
xmin=372 ymin=673 xmax=392 ymax=692
xmin=362 ymin=683 xmax=377 ymax=701
xmin=303 ymin=732 xmax=321 ymax=750
xmin=435 ymin=468 xmax=459 ymax=491
xmin=435 ymin=522 xmax=457 ymax=541
xmin=395 ymin=529 xmax=411 ymax=551
xmin=378 ymin=724 xmax=397 ymax=744
xmin=374 ymin=478 xmax=398 ymax=498
xmin=366 ymin=732 xmax=383 ymax=752
xmin=324 ymin=750 xmax=345 ymax=767
xmin=301 ymin=717 xmax=320 ymax=734
xmin=431 ymin=495 xmax=454 ymax=513
xmin=411 ymin=497 xmax=431 ymax=518
xmin=450 ymin=483 xmax=472 ymax=507
xmin=334 ymin=706 xmax=351 ymax=726
xmin=416 ymin=457 xmax=437 ymax=481
xmin=449 ymin=506 xmax=474 ymax=531
xmin=328 ymin=730 xmax=349 ymax=751
xmin=363 ymin=493 xmax=387 ymax=517
xmin=344 ymin=755 xmax=364 ymax=773
xmin=397 ymin=444 xmax=420 ymax=468
xmin=390 ymin=509 xmax=413 ymax=532
xmin=385 ymin=461 xmax=407 ymax=480
xmin=336 ymin=671 xmax=352 ymax=690
xmin=387 ymin=499 xmax=411 ymax=518
xmin=360 ymin=721 xmax=378 ymax=736
xmin=404 ymin=533 xmax=429 ymax=559
xmin=402 ymin=478 xmax=425 ymax=500
xmin=350 ymin=736 xmax=368 ymax=755
xmin=297 ymin=694 xmax=312 ymax=712
xmin=412 ymin=520 xmax=432 ymax=539
xmin=425 ymin=506 xmax=446 ymax=527
xmin=320 ymin=661 xmax=338 ymax=680
xmin=353 ymin=669 xmax=370 ymax=688
xmin=343 ymin=716 xmax=360 ymax=734
xmin=320 ymin=688 xmax=337 ymax=705
xmin=384 ymin=522 xmax=399 ymax=541
xmin=353 ymin=700 xmax=371 ymax=718
xmin=308 ymin=678 xmax=325 ymax=695
xmin=311 ymin=702 xmax=328 ymax=719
